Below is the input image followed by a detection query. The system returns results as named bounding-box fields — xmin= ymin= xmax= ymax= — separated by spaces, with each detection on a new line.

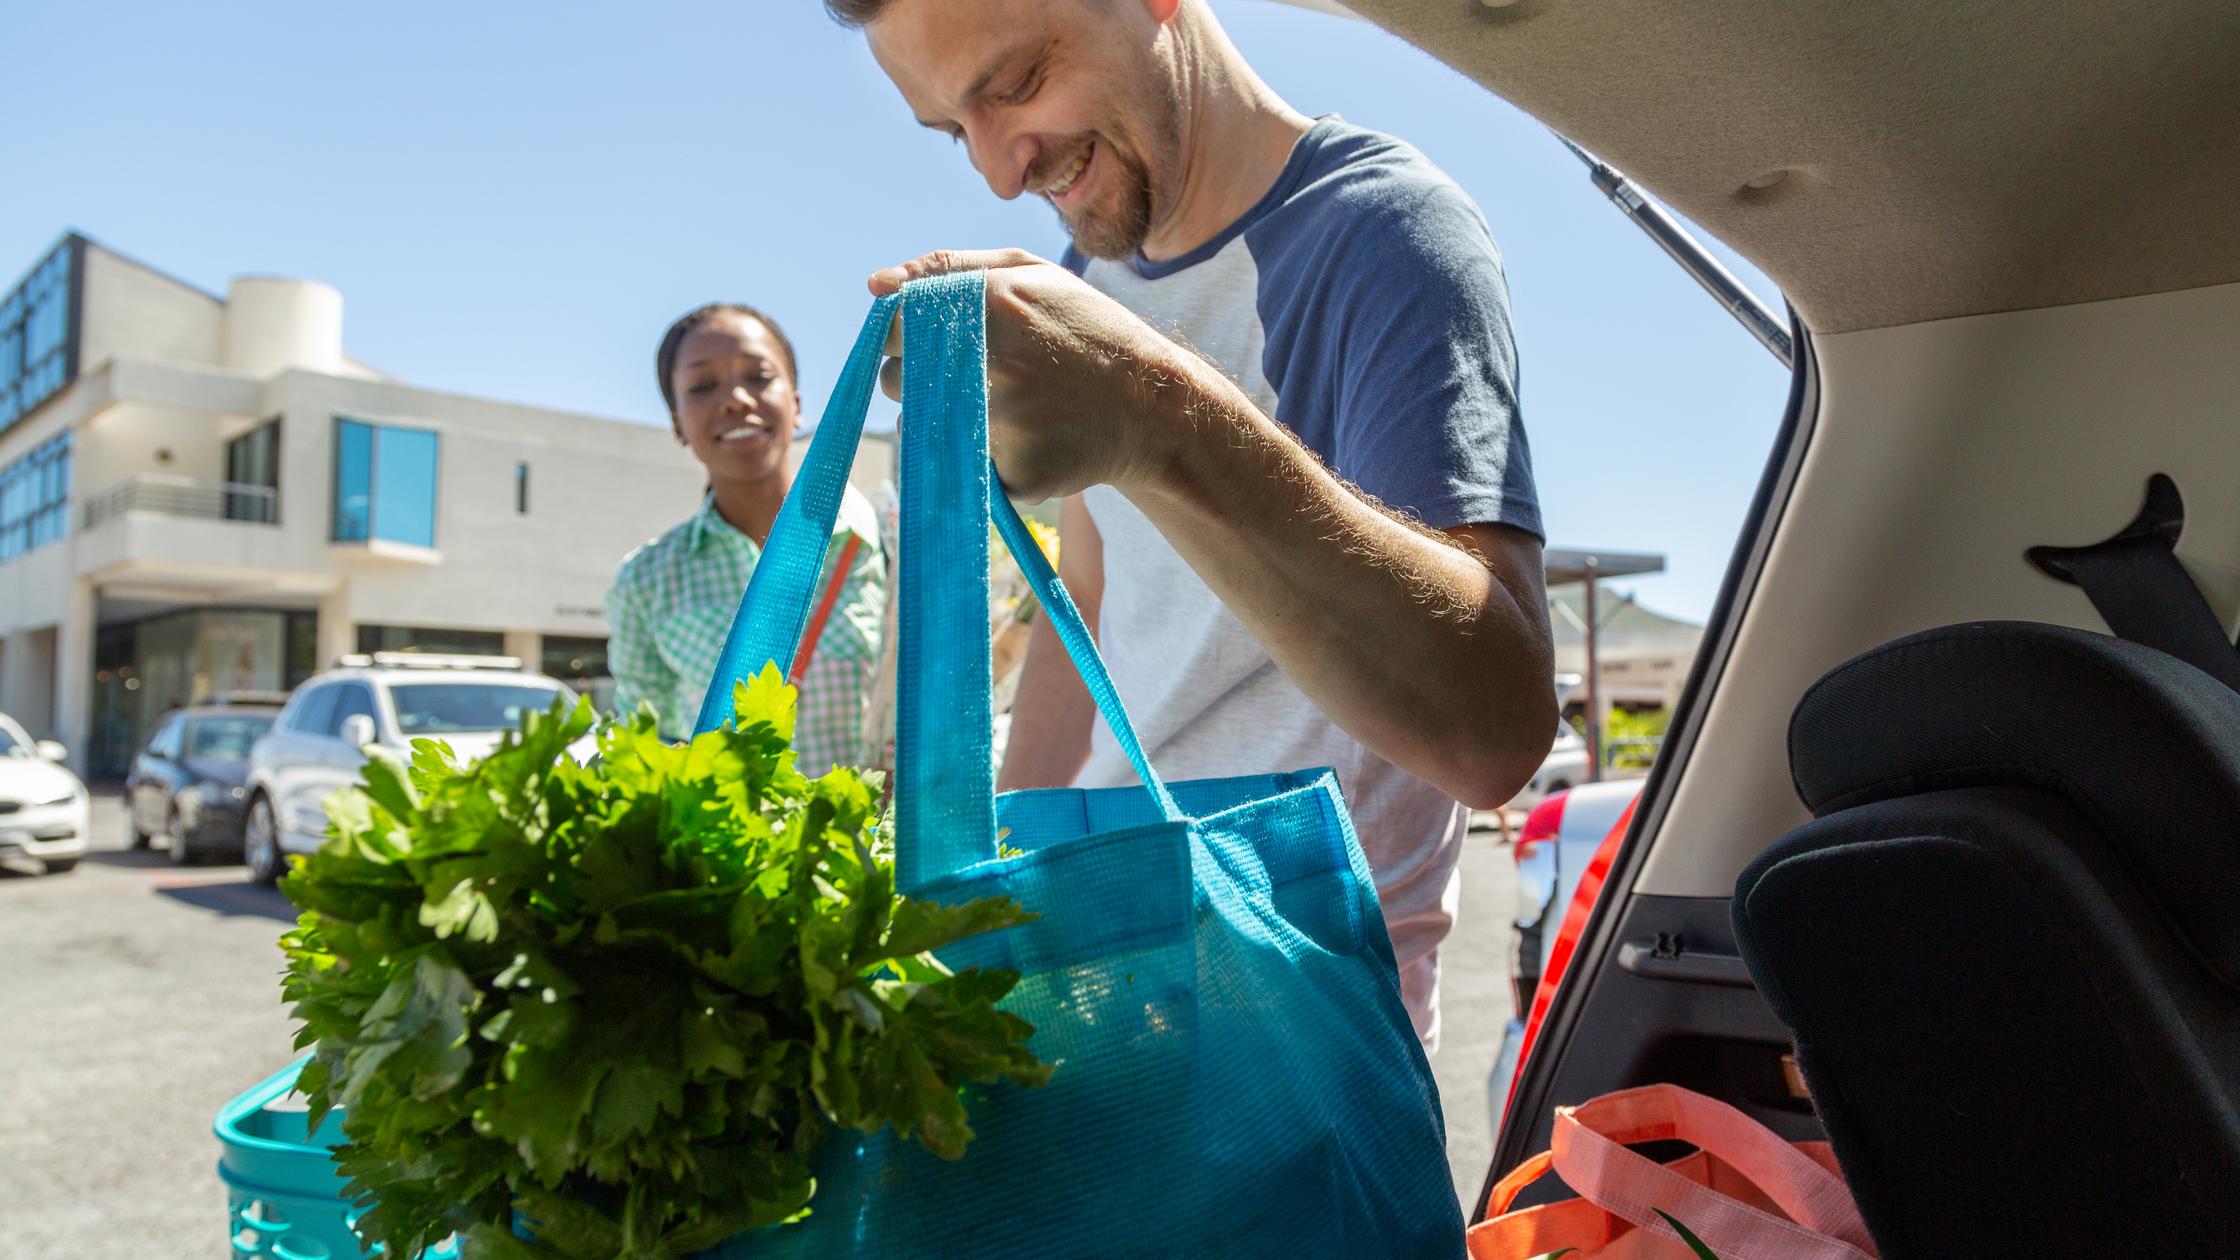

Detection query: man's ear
xmin=1141 ymin=0 xmax=1183 ymax=24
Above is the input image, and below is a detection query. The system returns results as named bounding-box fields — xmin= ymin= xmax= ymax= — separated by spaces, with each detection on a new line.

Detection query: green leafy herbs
xmin=279 ymin=667 xmax=1051 ymax=1260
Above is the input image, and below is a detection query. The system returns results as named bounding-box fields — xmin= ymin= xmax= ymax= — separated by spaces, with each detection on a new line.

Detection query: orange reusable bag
xmin=1468 ymin=1085 xmax=1880 ymax=1260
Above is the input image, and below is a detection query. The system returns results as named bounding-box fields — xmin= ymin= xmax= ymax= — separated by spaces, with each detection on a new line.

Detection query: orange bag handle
xmin=1470 ymin=1152 xmax=1629 ymax=1258
xmin=1549 ymin=1085 xmax=1877 ymax=1259
xmin=788 ymin=533 xmax=865 ymax=686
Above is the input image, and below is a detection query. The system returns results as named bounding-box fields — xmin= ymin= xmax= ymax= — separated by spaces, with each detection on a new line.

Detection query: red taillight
xmin=1512 ymin=790 xmax=1569 ymax=864
xmin=1502 ymin=793 xmax=1640 ymax=1127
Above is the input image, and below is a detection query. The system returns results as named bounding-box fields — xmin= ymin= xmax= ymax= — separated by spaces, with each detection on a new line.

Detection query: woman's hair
xmin=824 ymin=0 xmax=893 ymax=23
xmin=655 ymin=303 xmax=802 ymax=416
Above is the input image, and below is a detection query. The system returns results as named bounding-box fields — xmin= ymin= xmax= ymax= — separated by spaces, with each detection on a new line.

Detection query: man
xmin=837 ymin=0 xmax=1554 ymax=1050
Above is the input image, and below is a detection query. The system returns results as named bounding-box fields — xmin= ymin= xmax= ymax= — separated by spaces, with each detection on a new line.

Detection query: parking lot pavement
xmin=0 ymin=792 xmax=1517 ymax=1255
xmin=1432 ymin=813 xmax=1520 ymax=1210
xmin=0 ymin=790 xmax=302 ymax=1260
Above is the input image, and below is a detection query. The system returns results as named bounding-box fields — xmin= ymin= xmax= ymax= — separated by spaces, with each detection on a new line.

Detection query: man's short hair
xmin=824 ymin=0 xmax=891 ymax=26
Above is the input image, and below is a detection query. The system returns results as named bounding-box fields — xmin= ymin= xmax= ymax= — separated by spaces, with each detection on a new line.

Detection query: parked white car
xmin=0 ymin=711 xmax=90 ymax=875
xmin=243 ymin=654 xmax=582 ymax=885
xmin=1507 ymin=721 xmax=1591 ymax=812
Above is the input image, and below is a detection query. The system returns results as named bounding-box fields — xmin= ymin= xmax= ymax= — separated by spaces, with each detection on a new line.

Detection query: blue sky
xmin=3 ymin=0 xmax=1788 ymax=622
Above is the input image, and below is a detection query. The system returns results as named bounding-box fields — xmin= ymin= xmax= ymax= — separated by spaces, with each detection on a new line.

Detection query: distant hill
xmin=1548 ymin=587 xmax=1703 ymax=653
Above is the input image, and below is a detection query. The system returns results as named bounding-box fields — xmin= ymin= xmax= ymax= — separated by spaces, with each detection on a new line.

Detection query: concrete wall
xmin=222 ymin=278 xmax=342 ymax=379
xmin=269 ymin=370 xmax=703 ymax=641
xmin=66 ymin=359 xmax=268 ymax=497
xmin=40 ymin=356 xmax=696 ymax=649
xmin=0 ymin=625 xmax=58 ymax=736
xmin=0 ymin=545 xmax=78 ymax=634
xmin=75 ymin=247 xmax=223 ymax=374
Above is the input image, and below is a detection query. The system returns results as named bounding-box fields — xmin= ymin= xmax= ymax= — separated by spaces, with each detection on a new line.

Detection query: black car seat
xmin=1731 ymin=476 xmax=2240 ymax=1256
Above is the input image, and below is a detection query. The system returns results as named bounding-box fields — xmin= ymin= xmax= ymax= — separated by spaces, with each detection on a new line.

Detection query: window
xmin=539 ymin=635 xmax=608 ymax=681
xmin=286 ymin=684 xmax=341 ymax=735
xmin=185 ymin=714 xmax=276 ymax=761
xmin=355 ymin=624 xmax=506 ymax=657
xmin=147 ymin=715 xmax=184 ymax=760
xmin=390 ymin=682 xmax=566 ymax=735
xmin=332 ymin=418 xmax=438 ymax=547
xmin=0 ymin=432 xmax=70 ymax=563
xmin=224 ymin=419 xmax=280 ymax=524
xmin=0 ymin=723 xmax=22 ymax=758
xmin=328 ymin=683 xmax=377 ymax=739
xmin=286 ymin=612 xmax=318 ymax=688
xmin=332 ymin=420 xmax=372 ymax=541
xmin=515 ymin=461 xmax=529 ymax=515
xmin=0 ymin=237 xmax=81 ymax=431
xmin=540 ymin=635 xmax=612 ymax=711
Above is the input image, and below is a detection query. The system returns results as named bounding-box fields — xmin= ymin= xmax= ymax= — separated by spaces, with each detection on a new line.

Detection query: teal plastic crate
xmin=215 ymin=1057 xmax=459 ymax=1260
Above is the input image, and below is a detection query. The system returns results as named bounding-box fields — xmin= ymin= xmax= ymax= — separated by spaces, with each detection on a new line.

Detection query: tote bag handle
xmin=690 ymin=273 xmax=1180 ymax=889
xmin=1550 ymin=1084 xmax=1876 ymax=1260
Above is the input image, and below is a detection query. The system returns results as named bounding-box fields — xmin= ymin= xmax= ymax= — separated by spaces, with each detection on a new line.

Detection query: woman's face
xmin=670 ymin=311 xmax=800 ymax=485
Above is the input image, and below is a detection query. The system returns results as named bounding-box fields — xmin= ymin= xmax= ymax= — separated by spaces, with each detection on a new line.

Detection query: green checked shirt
xmin=604 ymin=487 xmax=886 ymax=772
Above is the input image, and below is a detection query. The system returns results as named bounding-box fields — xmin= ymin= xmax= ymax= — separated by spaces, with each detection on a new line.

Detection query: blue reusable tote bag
xmin=693 ymin=273 xmax=1465 ymax=1259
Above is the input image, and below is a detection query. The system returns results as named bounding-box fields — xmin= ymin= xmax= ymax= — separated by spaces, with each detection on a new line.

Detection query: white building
xmin=1549 ymin=584 xmax=1704 ymax=714
xmin=0 ymin=233 xmax=712 ymax=777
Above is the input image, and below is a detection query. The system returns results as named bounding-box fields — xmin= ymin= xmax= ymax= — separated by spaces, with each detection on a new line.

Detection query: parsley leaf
xmin=280 ymin=669 xmax=1047 ymax=1259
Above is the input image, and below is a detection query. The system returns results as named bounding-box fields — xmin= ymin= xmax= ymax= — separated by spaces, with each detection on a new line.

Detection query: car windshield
xmin=390 ymin=682 xmax=564 ymax=735
xmin=0 ymin=726 xmax=23 ymax=758
xmin=186 ymin=715 xmax=276 ymax=761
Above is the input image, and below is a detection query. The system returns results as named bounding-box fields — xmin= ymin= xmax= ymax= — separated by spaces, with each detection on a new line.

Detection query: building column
xmin=54 ymin=579 xmax=95 ymax=776
xmin=15 ymin=628 xmax=58 ymax=735
xmin=502 ymin=629 xmax=540 ymax=669
xmin=316 ymin=587 xmax=354 ymax=669
xmin=0 ymin=629 xmax=23 ymax=721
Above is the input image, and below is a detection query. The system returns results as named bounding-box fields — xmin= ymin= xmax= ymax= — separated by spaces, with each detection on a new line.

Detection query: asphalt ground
xmin=1 ymin=791 xmax=303 ymax=1260
xmin=0 ymin=792 xmax=1517 ymax=1257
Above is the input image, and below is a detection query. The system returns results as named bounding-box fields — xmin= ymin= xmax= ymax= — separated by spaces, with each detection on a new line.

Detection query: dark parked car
xmin=124 ymin=703 xmax=282 ymax=865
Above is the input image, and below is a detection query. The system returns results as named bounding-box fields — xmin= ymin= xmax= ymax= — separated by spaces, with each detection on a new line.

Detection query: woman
xmin=604 ymin=303 xmax=886 ymax=773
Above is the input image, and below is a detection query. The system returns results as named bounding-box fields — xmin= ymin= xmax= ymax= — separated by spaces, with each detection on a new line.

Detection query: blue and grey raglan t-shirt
xmin=1063 ymin=116 xmax=1538 ymax=1050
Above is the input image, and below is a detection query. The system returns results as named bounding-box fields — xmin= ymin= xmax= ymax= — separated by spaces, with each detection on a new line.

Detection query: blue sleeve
xmin=1262 ymin=175 xmax=1542 ymax=539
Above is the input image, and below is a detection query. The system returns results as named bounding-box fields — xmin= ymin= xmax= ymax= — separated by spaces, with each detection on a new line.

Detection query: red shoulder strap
xmin=788 ymin=533 xmax=865 ymax=686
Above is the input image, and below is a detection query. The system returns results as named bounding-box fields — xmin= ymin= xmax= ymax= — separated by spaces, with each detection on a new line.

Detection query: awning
xmin=1545 ymin=547 xmax=1664 ymax=587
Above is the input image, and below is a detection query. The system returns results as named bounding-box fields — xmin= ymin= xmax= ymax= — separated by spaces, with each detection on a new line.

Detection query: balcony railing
xmin=82 ymin=474 xmax=279 ymax=530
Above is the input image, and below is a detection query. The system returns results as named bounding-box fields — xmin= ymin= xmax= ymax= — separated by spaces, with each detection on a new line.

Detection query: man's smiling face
xmin=866 ymin=0 xmax=1185 ymax=260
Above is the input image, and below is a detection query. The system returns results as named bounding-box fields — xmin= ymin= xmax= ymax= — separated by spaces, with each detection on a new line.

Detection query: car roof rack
xmin=213 ymin=690 xmax=292 ymax=707
xmin=335 ymin=652 xmax=525 ymax=671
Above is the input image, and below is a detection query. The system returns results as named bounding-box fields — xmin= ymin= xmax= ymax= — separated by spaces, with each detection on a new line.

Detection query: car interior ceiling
xmin=1327 ymin=0 xmax=2240 ymax=1243
xmin=1345 ymin=0 xmax=2240 ymax=334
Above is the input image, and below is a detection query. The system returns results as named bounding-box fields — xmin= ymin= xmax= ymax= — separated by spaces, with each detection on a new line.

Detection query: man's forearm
xmin=997 ymin=612 xmax=1099 ymax=791
xmin=1123 ymin=358 xmax=1555 ymax=808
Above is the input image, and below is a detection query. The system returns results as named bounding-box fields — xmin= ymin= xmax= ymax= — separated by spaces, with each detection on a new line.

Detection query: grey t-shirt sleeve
xmin=1266 ymin=176 xmax=1542 ymax=538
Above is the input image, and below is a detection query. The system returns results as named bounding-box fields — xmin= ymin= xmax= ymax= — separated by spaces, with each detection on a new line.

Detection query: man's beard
xmin=1054 ymin=76 xmax=1181 ymax=261
xmin=1059 ymin=142 xmax=1158 ymax=261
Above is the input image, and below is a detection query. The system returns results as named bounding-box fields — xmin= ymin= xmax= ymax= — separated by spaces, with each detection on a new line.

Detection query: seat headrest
xmin=1790 ymin=621 xmax=2240 ymax=988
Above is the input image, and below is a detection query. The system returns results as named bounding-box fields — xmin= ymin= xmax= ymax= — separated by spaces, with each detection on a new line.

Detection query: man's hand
xmin=871 ymin=249 xmax=1191 ymax=502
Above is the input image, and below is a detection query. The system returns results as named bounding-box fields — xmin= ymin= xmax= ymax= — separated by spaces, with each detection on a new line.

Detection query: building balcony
xmin=81 ymin=473 xmax=277 ymax=530
xmin=75 ymin=473 xmax=336 ymax=602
